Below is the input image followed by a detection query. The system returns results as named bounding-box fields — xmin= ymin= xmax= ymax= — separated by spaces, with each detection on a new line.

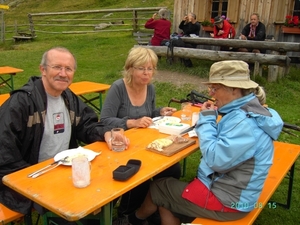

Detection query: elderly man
xmin=126 ymin=60 xmax=283 ymax=225
xmin=0 ymin=47 xmax=128 ymax=220
xmin=238 ymin=13 xmax=266 ymax=53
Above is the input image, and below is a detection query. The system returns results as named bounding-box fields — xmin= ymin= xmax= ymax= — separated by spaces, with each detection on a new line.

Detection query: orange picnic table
xmin=69 ymin=81 xmax=110 ymax=113
xmin=0 ymin=93 xmax=10 ymax=106
xmin=3 ymin=122 xmax=199 ymax=224
xmin=0 ymin=66 xmax=24 ymax=91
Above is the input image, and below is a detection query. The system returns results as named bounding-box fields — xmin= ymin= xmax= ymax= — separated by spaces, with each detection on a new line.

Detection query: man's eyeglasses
xmin=133 ymin=67 xmax=155 ymax=72
xmin=46 ymin=65 xmax=74 ymax=74
xmin=208 ymin=86 xmax=221 ymax=93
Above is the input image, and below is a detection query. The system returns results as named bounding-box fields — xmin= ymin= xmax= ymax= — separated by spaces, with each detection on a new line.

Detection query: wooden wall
xmin=173 ymin=0 xmax=296 ymax=40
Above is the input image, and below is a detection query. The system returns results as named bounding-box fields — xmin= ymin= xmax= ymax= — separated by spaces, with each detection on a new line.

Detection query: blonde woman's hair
xmin=241 ymin=86 xmax=266 ymax=105
xmin=122 ymin=47 xmax=158 ymax=86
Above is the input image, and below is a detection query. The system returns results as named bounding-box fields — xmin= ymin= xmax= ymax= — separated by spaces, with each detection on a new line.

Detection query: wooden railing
xmin=5 ymin=7 xmax=169 ymax=39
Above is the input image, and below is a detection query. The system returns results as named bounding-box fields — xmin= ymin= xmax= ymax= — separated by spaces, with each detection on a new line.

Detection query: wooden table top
xmin=3 ymin=123 xmax=199 ymax=221
xmin=69 ymin=81 xmax=110 ymax=95
xmin=0 ymin=66 xmax=23 ymax=75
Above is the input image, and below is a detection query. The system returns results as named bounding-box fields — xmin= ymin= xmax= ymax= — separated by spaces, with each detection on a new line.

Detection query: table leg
xmin=0 ymin=74 xmax=14 ymax=91
xmin=100 ymin=202 xmax=113 ymax=225
xmin=10 ymin=74 xmax=14 ymax=90
xmin=99 ymin=93 xmax=102 ymax=111
xmin=78 ymin=95 xmax=101 ymax=113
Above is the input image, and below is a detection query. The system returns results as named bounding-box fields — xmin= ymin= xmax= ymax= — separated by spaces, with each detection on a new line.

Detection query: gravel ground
xmin=153 ymin=70 xmax=208 ymax=92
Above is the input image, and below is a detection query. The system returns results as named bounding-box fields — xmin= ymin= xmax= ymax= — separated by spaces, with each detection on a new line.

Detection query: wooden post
xmin=132 ymin=10 xmax=138 ymax=32
xmin=253 ymin=61 xmax=262 ymax=78
xmin=28 ymin=14 xmax=36 ymax=37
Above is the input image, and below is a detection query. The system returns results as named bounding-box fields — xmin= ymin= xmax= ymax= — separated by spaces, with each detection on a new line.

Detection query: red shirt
xmin=145 ymin=18 xmax=171 ymax=46
xmin=213 ymin=20 xmax=236 ymax=39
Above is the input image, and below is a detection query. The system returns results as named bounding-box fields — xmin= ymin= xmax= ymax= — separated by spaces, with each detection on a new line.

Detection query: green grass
xmin=1 ymin=1 xmax=300 ymax=225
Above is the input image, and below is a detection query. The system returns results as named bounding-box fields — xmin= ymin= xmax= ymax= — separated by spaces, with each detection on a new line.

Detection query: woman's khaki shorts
xmin=150 ymin=177 xmax=248 ymax=222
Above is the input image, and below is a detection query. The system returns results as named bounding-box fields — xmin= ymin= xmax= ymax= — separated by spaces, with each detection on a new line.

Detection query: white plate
xmin=54 ymin=146 xmax=101 ymax=166
xmin=152 ymin=116 xmax=181 ymax=126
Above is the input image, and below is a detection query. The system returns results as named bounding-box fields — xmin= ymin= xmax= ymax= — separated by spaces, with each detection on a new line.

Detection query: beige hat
xmin=202 ymin=60 xmax=258 ymax=89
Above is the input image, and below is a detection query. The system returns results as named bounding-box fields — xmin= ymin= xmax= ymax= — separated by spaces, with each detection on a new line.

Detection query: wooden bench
xmin=0 ymin=93 xmax=10 ymax=106
xmin=0 ymin=203 xmax=24 ymax=225
xmin=13 ymin=31 xmax=37 ymax=42
xmin=133 ymin=31 xmax=153 ymax=45
xmin=192 ymin=141 xmax=300 ymax=225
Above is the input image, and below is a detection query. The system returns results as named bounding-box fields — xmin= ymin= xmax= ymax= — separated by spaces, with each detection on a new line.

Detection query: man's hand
xmin=104 ymin=131 xmax=130 ymax=150
xmin=240 ymin=34 xmax=247 ymax=40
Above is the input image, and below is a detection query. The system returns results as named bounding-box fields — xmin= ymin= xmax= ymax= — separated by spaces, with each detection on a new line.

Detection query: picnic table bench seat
xmin=192 ymin=141 xmax=300 ymax=225
xmin=0 ymin=203 xmax=24 ymax=225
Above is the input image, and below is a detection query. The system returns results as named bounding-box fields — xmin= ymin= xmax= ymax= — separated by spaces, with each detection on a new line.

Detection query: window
xmin=293 ymin=0 xmax=300 ymax=17
xmin=211 ymin=0 xmax=228 ymax=18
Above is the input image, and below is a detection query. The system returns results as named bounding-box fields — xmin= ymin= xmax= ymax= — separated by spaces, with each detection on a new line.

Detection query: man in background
xmin=238 ymin=13 xmax=266 ymax=53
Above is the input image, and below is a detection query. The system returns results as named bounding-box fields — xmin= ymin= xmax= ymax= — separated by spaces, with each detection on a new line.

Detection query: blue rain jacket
xmin=195 ymin=94 xmax=283 ymax=212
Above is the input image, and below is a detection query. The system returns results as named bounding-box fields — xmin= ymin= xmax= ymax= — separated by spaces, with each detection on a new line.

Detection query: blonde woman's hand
xmin=160 ymin=107 xmax=177 ymax=116
xmin=135 ymin=117 xmax=153 ymax=128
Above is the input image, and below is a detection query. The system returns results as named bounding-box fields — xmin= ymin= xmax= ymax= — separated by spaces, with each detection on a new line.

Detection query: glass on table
xmin=181 ymin=102 xmax=192 ymax=125
xmin=72 ymin=156 xmax=91 ymax=188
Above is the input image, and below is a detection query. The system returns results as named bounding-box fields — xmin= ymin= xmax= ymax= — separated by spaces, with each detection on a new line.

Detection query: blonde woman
xmin=100 ymin=47 xmax=179 ymax=224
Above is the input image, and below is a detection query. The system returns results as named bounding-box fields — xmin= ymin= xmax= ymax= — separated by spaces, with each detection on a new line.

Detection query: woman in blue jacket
xmin=127 ymin=60 xmax=284 ymax=225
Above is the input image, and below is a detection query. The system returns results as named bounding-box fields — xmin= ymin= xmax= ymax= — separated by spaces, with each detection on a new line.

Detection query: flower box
xmin=281 ymin=26 xmax=300 ymax=34
xmin=202 ymin=26 xmax=214 ymax=32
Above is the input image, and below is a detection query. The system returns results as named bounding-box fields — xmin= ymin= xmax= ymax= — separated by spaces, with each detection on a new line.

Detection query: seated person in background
xmin=100 ymin=46 xmax=180 ymax=225
xmin=210 ymin=15 xmax=236 ymax=39
xmin=210 ymin=15 xmax=236 ymax=51
xmin=238 ymin=13 xmax=266 ymax=53
xmin=144 ymin=8 xmax=171 ymax=46
xmin=179 ymin=12 xmax=201 ymax=37
xmin=0 ymin=47 xmax=125 ymax=222
xmin=126 ymin=60 xmax=284 ymax=225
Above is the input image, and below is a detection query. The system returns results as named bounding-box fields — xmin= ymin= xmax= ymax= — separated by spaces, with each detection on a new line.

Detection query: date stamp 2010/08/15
xmin=231 ymin=202 xmax=277 ymax=210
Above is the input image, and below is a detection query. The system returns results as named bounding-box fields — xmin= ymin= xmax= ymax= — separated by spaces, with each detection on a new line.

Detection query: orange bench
xmin=192 ymin=141 xmax=300 ymax=225
xmin=0 ymin=203 xmax=24 ymax=225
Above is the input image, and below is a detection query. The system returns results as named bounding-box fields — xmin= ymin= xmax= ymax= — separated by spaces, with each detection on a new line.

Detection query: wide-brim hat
xmin=202 ymin=60 xmax=259 ymax=89
xmin=214 ymin=16 xmax=223 ymax=24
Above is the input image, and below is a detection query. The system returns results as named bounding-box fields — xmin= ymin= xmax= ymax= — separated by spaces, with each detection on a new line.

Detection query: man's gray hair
xmin=40 ymin=47 xmax=77 ymax=70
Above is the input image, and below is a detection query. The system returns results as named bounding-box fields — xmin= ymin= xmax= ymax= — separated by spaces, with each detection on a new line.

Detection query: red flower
xmin=293 ymin=16 xmax=299 ymax=26
xmin=285 ymin=15 xmax=297 ymax=27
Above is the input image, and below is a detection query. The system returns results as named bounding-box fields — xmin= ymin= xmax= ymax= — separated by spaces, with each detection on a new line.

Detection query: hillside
xmin=3 ymin=0 xmax=174 ymax=24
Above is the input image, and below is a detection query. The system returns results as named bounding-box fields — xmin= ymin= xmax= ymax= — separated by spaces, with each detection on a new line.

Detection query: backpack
xmin=166 ymin=34 xmax=193 ymax=67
